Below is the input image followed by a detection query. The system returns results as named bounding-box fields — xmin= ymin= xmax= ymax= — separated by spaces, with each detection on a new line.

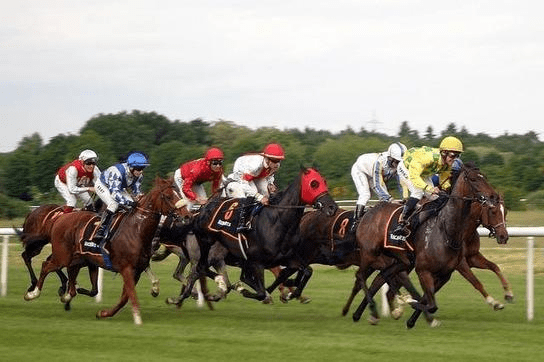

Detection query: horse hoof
xmin=64 ymin=302 xmax=71 ymax=311
xmin=429 ymin=319 xmax=441 ymax=328
xmin=151 ymin=290 xmax=160 ymax=298
xmin=96 ymin=310 xmax=107 ymax=319
xmin=262 ymin=296 xmax=274 ymax=304
xmin=298 ymin=296 xmax=311 ymax=304
xmin=352 ymin=314 xmax=361 ymax=323
xmin=391 ymin=307 xmax=404 ymax=320
xmin=493 ymin=302 xmax=505 ymax=311
xmin=505 ymin=293 xmax=514 ymax=303
xmin=165 ymin=297 xmax=181 ymax=305
xmin=367 ymin=316 xmax=380 ymax=325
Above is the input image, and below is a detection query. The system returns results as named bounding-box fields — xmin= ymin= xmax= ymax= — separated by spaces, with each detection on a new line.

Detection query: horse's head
xmin=142 ymin=177 xmax=190 ymax=219
xmin=455 ymin=163 xmax=509 ymax=244
xmin=300 ymin=168 xmax=338 ymax=216
xmin=478 ymin=193 xmax=508 ymax=244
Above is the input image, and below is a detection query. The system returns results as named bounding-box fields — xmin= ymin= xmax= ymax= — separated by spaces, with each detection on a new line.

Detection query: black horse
xmin=177 ymin=167 xmax=338 ymax=304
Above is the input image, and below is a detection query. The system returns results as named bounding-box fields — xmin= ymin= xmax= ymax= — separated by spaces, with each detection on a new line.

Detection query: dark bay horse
xmin=178 ymin=167 xmax=338 ymax=305
xmin=24 ymin=177 xmax=187 ymax=325
xmin=296 ymin=207 xmax=418 ymax=321
xmin=351 ymin=163 xmax=509 ymax=328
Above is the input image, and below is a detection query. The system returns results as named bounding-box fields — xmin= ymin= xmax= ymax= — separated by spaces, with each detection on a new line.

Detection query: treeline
xmin=1 ymin=110 xmax=543 ymax=218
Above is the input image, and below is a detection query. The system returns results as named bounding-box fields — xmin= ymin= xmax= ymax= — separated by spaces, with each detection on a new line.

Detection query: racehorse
xmin=177 ymin=167 xmax=338 ymax=305
xmin=351 ymin=162 xmax=509 ymax=328
xmin=341 ymin=197 xmax=511 ymax=321
xmin=24 ymin=177 xmax=187 ymax=325
xmin=295 ymin=207 xmax=418 ymax=321
xmin=17 ymin=203 xmax=101 ymax=304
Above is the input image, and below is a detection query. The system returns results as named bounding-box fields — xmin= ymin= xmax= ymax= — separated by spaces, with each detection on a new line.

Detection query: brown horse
xmin=295 ymin=207 xmax=414 ymax=318
xmin=17 ymin=204 xmax=100 ymax=304
xmin=24 ymin=177 xmax=187 ymax=325
xmin=351 ymin=163 xmax=509 ymax=328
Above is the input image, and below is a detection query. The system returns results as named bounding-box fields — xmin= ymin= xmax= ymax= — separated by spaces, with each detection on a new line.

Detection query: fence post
xmin=1 ymin=235 xmax=9 ymax=297
xmin=527 ymin=236 xmax=534 ymax=321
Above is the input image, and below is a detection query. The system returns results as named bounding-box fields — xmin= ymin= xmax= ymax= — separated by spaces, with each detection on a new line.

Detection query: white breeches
xmin=54 ymin=176 xmax=92 ymax=208
xmin=94 ymin=179 xmax=130 ymax=213
xmin=351 ymin=168 xmax=371 ymax=206
xmin=226 ymin=178 xmax=268 ymax=200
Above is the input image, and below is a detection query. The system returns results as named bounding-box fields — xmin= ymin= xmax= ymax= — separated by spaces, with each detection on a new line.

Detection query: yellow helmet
xmin=439 ymin=136 xmax=463 ymax=153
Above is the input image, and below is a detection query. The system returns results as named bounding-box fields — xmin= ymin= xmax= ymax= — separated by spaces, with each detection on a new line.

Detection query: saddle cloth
xmin=77 ymin=212 xmax=125 ymax=255
xmin=384 ymin=206 xmax=414 ymax=252
xmin=207 ymin=198 xmax=255 ymax=239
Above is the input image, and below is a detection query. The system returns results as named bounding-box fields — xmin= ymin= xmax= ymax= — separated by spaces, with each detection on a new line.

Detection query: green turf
xmin=1 ymin=239 xmax=543 ymax=362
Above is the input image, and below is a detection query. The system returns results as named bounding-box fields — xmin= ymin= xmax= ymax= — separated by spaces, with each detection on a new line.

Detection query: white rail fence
xmin=1 ymin=226 xmax=543 ymax=321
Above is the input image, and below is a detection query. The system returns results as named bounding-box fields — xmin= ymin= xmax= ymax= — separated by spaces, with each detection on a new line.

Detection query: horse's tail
xmin=13 ymin=226 xmax=23 ymax=238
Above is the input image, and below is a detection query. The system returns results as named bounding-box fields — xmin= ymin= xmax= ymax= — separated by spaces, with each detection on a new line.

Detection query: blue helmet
xmin=127 ymin=152 xmax=150 ymax=168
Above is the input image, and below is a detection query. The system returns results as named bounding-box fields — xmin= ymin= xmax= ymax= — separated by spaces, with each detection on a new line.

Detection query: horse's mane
xmin=268 ymin=168 xmax=306 ymax=205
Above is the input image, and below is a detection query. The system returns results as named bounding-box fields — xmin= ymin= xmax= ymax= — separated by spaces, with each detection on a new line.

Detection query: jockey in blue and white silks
xmin=93 ymin=152 xmax=150 ymax=242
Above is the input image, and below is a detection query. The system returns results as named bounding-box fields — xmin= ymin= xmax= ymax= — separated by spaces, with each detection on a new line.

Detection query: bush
xmin=0 ymin=193 xmax=31 ymax=219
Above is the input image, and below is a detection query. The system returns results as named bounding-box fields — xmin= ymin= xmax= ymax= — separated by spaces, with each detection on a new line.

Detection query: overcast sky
xmin=2 ymin=1 xmax=543 ymax=153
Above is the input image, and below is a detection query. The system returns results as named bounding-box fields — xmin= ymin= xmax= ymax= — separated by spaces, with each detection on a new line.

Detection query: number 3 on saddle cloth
xmin=207 ymin=197 xmax=261 ymax=239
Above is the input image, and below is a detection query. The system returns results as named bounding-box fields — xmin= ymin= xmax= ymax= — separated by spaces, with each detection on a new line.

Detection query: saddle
xmin=77 ymin=212 xmax=126 ymax=256
xmin=207 ymin=198 xmax=259 ymax=239
xmin=385 ymin=195 xmax=449 ymax=251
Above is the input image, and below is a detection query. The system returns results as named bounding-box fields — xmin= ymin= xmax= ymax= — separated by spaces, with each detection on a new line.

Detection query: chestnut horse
xmin=351 ymin=163 xmax=509 ymax=328
xmin=17 ymin=203 xmax=100 ymax=303
xmin=24 ymin=177 xmax=187 ymax=325
xmin=178 ymin=167 xmax=338 ymax=305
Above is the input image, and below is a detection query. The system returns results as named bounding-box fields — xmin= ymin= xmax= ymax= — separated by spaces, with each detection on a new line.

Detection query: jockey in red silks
xmin=54 ymin=149 xmax=101 ymax=213
xmin=174 ymin=147 xmax=226 ymax=210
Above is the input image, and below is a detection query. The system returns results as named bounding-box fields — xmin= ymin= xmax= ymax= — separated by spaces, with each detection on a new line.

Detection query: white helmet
xmin=78 ymin=149 xmax=98 ymax=163
xmin=387 ymin=142 xmax=407 ymax=162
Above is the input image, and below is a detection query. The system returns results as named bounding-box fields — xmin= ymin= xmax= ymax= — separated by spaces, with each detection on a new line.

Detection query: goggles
xmin=132 ymin=166 xmax=145 ymax=171
xmin=210 ymin=159 xmax=223 ymax=166
xmin=84 ymin=159 xmax=97 ymax=165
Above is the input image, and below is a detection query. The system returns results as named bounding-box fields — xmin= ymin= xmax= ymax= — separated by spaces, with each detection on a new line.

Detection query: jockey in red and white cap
xmin=225 ymin=143 xmax=285 ymax=205
xmin=173 ymin=147 xmax=226 ymax=209
xmin=54 ymin=149 xmax=101 ymax=213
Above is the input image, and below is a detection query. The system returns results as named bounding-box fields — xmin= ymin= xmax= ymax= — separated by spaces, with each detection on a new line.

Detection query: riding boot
xmin=94 ymin=210 xmax=114 ymax=244
xmin=236 ymin=206 xmax=251 ymax=232
xmin=391 ymin=197 xmax=419 ymax=240
xmin=349 ymin=205 xmax=365 ymax=234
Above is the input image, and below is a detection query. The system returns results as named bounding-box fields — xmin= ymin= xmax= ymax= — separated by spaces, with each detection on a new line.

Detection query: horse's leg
xmin=269 ymin=266 xmax=289 ymax=302
xmin=61 ymin=264 xmax=82 ymax=311
xmin=21 ymin=238 xmax=47 ymax=292
xmin=55 ymin=270 xmax=69 ymax=296
xmin=144 ymin=266 xmax=160 ymax=298
xmin=24 ymin=254 xmax=60 ymax=301
xmin=265 ymin=266 xmax=297 ymax=295
xmin=352 ymin=267 xmax=377 ymax=323
xmin=466 ymin=252 xmax=513 ymax=303
xmin=456 ymin=258 xmax=503 ymax=310
xmin=342 ymin=267 xmax=370 ymax=316
xmin=176 ymin=241 xmax=210 ymax=307
xmin=97 ymin=267 xmax=142 ymax=325
xmin=76 ymin=264 xmax=99 ymax=297
xmin=286 ymin=266 xmax=313 ymax=301
xmin=237 ymin=264 xmax=269 ymax=302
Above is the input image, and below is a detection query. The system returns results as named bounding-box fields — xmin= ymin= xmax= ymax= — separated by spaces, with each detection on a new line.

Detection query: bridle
xmin=135 ymin=184 xmax=188 ymax=222
xmin=448 ymin=167 xmax=505 ymax=238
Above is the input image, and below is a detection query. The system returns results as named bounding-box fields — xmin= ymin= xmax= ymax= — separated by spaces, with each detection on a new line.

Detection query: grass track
xmin=1 ymin=238 xmax=544 ymax=362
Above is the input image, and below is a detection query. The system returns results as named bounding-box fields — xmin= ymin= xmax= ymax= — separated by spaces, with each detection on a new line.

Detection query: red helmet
xmin=262 ymin=143 xmax=285 ymax=160
xmin=204 ymin=147 xmax=224 ymax=161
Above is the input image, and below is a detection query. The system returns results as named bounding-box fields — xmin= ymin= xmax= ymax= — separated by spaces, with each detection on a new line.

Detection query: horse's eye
xmin=310 ymin=180 xmax=319 ymax=189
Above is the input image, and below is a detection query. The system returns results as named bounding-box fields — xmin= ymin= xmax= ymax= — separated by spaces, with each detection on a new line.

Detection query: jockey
xmin=174 ymin=147 xmax=226 ymax=210
xmin=225 ymin=143 xmax=285 ymax=232
xmin=391 ymin=136 xmax=464 ymax=243
xmin=351 ymin=142 xmax=407 ymax=231
xmin=93 ymin=151 xmax=150 ymax=243
xmin=225 ymin=143 xmax=285 ymax=205
xmin=54 ymin=149 xmax=101 ymax=213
